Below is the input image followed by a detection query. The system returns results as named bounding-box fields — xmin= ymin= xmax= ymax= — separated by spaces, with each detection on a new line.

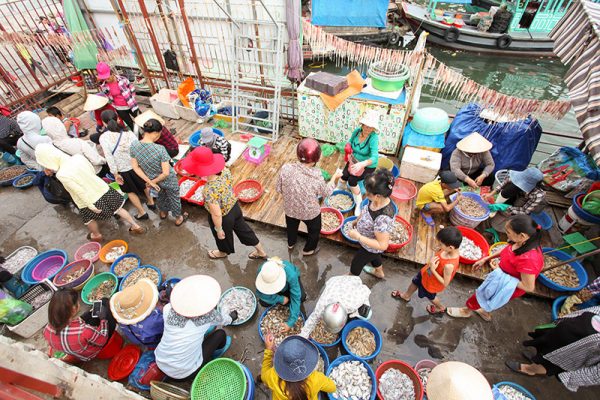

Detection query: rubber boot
xmin=353 ymin=192 xmax=363 ymax=217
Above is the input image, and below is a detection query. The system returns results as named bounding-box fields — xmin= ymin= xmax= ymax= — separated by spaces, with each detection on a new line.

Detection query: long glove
xmin=489 ymin=203 xmax=511 ymax=212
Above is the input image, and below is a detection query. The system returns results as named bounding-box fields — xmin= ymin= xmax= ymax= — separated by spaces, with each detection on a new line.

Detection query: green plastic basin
xmin=410 ymin=107 xmax=450 ymax=135
xmin=368 ymin=63 xmax=410 ymax=92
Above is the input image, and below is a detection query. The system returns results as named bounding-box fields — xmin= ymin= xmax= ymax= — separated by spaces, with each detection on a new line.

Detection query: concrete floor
xmin=1 ymin=186 xmax=599 ymax=399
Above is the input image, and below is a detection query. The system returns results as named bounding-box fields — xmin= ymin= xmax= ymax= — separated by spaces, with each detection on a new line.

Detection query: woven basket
xmin=150 ymin=381 xmax=190 ymax=400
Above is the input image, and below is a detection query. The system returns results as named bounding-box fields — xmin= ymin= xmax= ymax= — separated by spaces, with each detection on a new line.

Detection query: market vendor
xmin=110 ymin=279 xmax=164 ymax=347
xmin=84 ymin=93 xmax=124 ymax=142
xmin=134 ymin=110 xmax=179 ymax=158
xmin=199 ymin=127 xmax=231 ymax=162
xmin=155 ymin=275 xmax=237 ymax=380
xmin=339 ymin=110 xmax=381 ymax=216
xmin=449 ymin=132 xmax=495 ymax=188
xmin=447 ymin=214 xmax=543 ymax=321
xmin=300 ymin=275 xmax=371 ymax=339
xmin=255 ymin=258 xmax=305 ymax=332
xmin=44 ymin=289 xmax=116 ymax=362
xmin=16 ymin=111 xmax=51 ymax=170
xmin=426 ymin=361 xmax=494 ymax=400
xmin=506 ymin=307 xmax=600 ymax=392
xmin=415 ymin=171 xmax=462 ymax=227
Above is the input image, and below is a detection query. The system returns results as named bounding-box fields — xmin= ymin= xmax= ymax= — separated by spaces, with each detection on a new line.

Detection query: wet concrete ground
xmin=1 ymin=186 xmax=598 ymax=399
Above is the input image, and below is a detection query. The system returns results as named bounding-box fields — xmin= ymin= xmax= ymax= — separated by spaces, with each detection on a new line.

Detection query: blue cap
xmin=273 ymin=335 xmax=319 ymax=382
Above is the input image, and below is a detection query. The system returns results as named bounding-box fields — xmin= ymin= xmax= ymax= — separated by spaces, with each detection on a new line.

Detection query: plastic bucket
xmin=551 ymin=295 xmax=567 ymax=321
xmin=456 ymin=226 xmax=490 ymax=264
xmin=376 ymin=360 xmax=423 ymax=400
xmin=341 ymin=216 xmax=359 ymax=244
xmin=315 ymin=343 xmax=331 ymax=371
xmin=572 ymin=193 xmax=600 ymax=224
xmin=327 ymin=355 xmax=377 ymax=400
xmin=449 ymin=192 xmax=490 ymax=228
xmin=96 ymin=331 xmax=124 ymax=360
xmin=326 ymin=190 xmax=356 ymax=214
xmin=391 ymin=178 xmax=417 ymax=203
xmin=341 ymin=319 xmax=382 ymax=361
xmin=377 ymin=156 xmax=394 ymax=171
xmin=531 ymin=211 xmax=553 ymax=230
xmin=241 ymin=363 xmax=254 ymax=400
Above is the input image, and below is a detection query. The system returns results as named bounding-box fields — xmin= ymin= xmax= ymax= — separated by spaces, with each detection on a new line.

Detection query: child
xmin=46 ymin=106 xmax=87 ymax=138
xmin=391 ymin=226 xmax=463 ymax=314
xmin=416 ymin=171 xmax=462 ymax=227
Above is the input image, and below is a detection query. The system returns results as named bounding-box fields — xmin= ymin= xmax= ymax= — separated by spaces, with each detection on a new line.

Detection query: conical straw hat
xmin=456 ymin=132 xmax=493 ymax=153
xmin=134 ymin=109 xmax=165 ymax=127
xmin=83 ymin=94 xmax=109 ymax=111
xmin=427 ymin=362 xmax=493 ymax=400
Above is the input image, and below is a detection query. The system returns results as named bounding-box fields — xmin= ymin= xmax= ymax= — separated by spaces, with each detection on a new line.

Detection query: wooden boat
xmin=400 ymin=0 xmax=571 ymax=56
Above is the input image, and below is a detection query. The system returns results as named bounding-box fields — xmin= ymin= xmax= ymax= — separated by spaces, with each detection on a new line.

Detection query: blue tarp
xmin=441 ymin=103 xmax=542 ymax=174
xmin=352 ymin=89 xmax=406 ymax=105
xmin=311 ymin=0 xmax=389 ymax=27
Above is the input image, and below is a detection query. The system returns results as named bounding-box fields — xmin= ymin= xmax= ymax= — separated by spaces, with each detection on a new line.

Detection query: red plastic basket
xmin=376 ymin=360 xmax=424 ymax=400
xmin=178 ymin=176 xmax=198 ymax=198
xmin=320 ymin=207 xmax=343 ymax=235
xmin=174 ymin=159 xmax=194 ymax=177
xmin=184 ymin=179 xmax=208 ymax=206
xmin=391 ymin=178 xmax=417 ymax=202
xmin=234 ymin=180 xmax=264 ymax=203
xmin=97 ymin=331 xmax=124 ymax=360
xmin=456 ymin=226 xmax=490 ymax=264
xmin=386 ymin=215 xmax=413 ymax=253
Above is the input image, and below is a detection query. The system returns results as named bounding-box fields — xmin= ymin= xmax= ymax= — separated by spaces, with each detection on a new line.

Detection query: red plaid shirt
xmin=44 ymin=318 xmax=108 ymax=361
xmin=155 ymin=126 xmax=178 ymax=152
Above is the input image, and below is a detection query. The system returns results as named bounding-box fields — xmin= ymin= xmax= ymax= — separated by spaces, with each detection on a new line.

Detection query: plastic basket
xmin=376 ymin=360 xmax=423 ymax=400
xmin=184 ymin=179 xmax=208 ymax=206
xmin=311 ymin=327 xmax=341 ymax=348
xmin=217 ymin=286 xmax=257 ymax=326
xmin=8 ymin=281 xmax=57 ymax=338
xmin=449 ymin=192 xmax=490 ymax=228
xmin=551 ymin=295 xmax=567 ymax=321
xmin=327 ymin=355 xmax=377 ymax=400
xmin=110 ymin=253 xmax=142 ymax=278
xmin=178 ymin=176 xmax=198 ymax=198
xmin=258 ymin=305 xmax=305 ymax=342
xmin=386 ymin=215 xmax=413 ymax=253
xmin=81 ymin=272 xmax=118 ymax=305
xmin=326 ymin=190 xmax=356 ymax=214
xmin=234 ymin=180 xmax=264 ymax=203
xmin=241 ymin=364 xmax=255 ymax=400
xmin=173 ymin=159 xmax=194 ymax=177
xmin=150 ymin=381 xmax=190 ymax=400
xmin=391 ymin=178 xmax=417 ymax=202
xmin=315 ymin=343 xmax=331 ymax=372
xmin=191 ymin=358 xmax=246 ymax=400
xmin=341 ymin=319 xmax=382 ymax=361
xmin=493 ymin=381 xmax=536 ymax=400
xmin=52 ymin=259 xmax=94 ymax=290
xmin=99 ymin=240 xmax=128 ymax=264
xmin=0 ymin=165 xmax=27 ymax=186
xmin=489 ymin=241 xmax=509 ymax=256
xmin=21 ymin=249 xmax=68 ymax=285
xmin=320 ymin=207 xmax=344 ymax=235
xmin=2 ymin=246 xmax=38 ymax=275
xmin=494 ymin=169 xmax=509 ymax=190
xmin=12 ymin=172 xmax=36 ymax=189
xmin=456 ymin=226 xmax=490 ymax=264
xmin=97 ymin=331 xmax=124 ymax=360
xmin=189 ymin=128 xmax=224 ymax=148
xmin=538 ymin=247 xmax=588 ymax=292
xmin=74 ymin=241 xmax=102 ymax=263
xmin=341 ymin=216 xmax=359 ymax=244
xmin=531 ymin=211 xmax=553 ymax=230
xmin=119 ymin=265 xmax=163 ymax=291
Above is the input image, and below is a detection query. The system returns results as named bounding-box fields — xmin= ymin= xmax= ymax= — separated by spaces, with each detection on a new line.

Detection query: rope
xmin=543 ymin=236 xmax=600 ymax=254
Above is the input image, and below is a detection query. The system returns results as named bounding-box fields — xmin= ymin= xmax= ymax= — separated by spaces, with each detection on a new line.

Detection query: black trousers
xmin=341 ymin=162 xmax=375 ymax=187
xmin=0 ymin=136 xmax=18 ymax=154
xmin=350 ymin=247 xmax=383 ymax=276
xmin=172 ymin=329 xmax=227 ymax=381
xmin=81 ymin=298 xmax=117 ymax=337
xmin=208 ymin=202 xmax=259 ymax=254
xmin=116 ymin=108 xmax=139 ymax=131
xmin=258 ymin=276 xmax=307 ymax=308
xmin=465 ymin=168 xmax=496 ymax=187
xmin=285 ymin=214 xmax=321 ymax=252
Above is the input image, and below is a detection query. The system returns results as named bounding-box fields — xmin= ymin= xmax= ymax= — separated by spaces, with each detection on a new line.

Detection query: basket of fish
xmin=2 ymin=246 xmax=38 ymax=275
xmin=414 ymin=359 xmax=437 ymax=398
xmin=341 ymin=216 xmax=359 ymax=244
xmin=456 ymin=226 xmax=490 ymax=265
xmin=386 ymin=216 xmax=413 ymax=253
xmin=258 ymin=304 xmax=305 ymax=346
xmin=326 ymin=190 xmax=355 ymax=214
xmin=489 ymin=241 xmax=509 ymax=256
xmin=119 ymin=265 xmax=162 ymax=290
xmin=321 ymin=207 xmax=344 ymax=235
xmin=81 ymin=272 xmax=118 ymax=305
xmin=327 ymin=355 xmax=377 ymax=400
xmin=341 ymin=319 xmax=382 ymax=362
xmin=0 ymin=165 xmax=27 ymax=186
xmin=184 ymin=179 xmax=207 ymax=206
xmin=110 ymin=253 xmax=142 ymax=278
xmin=376 ymin=360 xmax=424 ymax=400
xmin=217 ymin=286 xmax=257 ymax=326
xmin=74 ymin=241 xmax=102 ymax=263
xmin=99 ymin=240 xmax=128 ymax=264
xmin=178 ymin=176 xmax=198 ymax=198
xmin=52 ymin=259 xmax=94 ymax=290
xmin=310 ymin=317 xmax=341 ymax=347
xmin=493 ymin=381 xmax=536 ymax=400
xmin=449 ymin=192 xmax=490 ymax=228
xmin=234 ymin=180 xmax=264 ymax=203
xmin=8 ymin=280 xmax=57 ymax=338
xmin=315 ymin=343 xmax=330 ymax=374
xmin=538 ymin=248 xmax=588 ymax=292
xmin=12 ymin=173 xmax=36 ymax=189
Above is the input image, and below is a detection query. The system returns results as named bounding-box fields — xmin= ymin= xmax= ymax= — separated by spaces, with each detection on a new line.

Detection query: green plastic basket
xmin=81 ymin=272 xmax=118 ymax=305
xmin=191 ymin=358 xmax=246 ymax=400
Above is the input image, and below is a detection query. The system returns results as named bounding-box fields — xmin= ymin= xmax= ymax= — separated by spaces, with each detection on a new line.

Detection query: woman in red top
xmin=447 ymin=215 xmax=543 ymax=321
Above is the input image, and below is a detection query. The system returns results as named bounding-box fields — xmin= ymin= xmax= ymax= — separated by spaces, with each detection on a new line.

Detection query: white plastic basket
xmin=8 ymin=280 xmax=57 ymax=338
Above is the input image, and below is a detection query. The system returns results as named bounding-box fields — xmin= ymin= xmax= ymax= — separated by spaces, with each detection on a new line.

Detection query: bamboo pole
xmin=542 ymin=248 xmax=600 ymax=273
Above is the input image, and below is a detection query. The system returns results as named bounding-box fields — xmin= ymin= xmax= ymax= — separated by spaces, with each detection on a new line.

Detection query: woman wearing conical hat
xmin=449 ymin=132 xmax=495 ymax=189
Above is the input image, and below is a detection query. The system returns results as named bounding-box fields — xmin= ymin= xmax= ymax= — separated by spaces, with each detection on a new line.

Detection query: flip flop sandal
xmin=147 ymin=204 xmax=157 ymax=210
xmin=86 ymin=232 xmax=103 ymax=241
xmin=505 ymin=361 xmax=535 ymax=376
xmin=159 ymin=211 xmax=168 ymax=220
xmin=208 ymin=250 xmax=228 ymax=259
xmin=522 ymin=349 xmax=536 ymax=363
xmin=303 ymin=247 xmax=320 ymax=256
xmin=175 ymin=212 xmax=189 ymax=227
xmin=426 ymin=304 xmax=446 ymax=314
xmin=420 ymin=211 xmax=435 ymax=227
xmin=363 ymin=266 xmax=384 ymax=279
xmin=391 ymin=291 xmax=409 ymax=302
xmin=129 ymin=226 xmax=146 ymax=235
xmin=474 ymin=309 xmax=492 ymax=322
xmin=248 ymin=252 xmax=267 ymax=260
xmin=446 ymin=307 xmax=473 ymax=318
xmin=135 ymin=213 xmax=149 ymax=221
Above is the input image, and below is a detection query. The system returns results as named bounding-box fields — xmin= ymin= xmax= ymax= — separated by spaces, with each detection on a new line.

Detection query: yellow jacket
xmin=261 ymin=349 xmax=336 ymax=400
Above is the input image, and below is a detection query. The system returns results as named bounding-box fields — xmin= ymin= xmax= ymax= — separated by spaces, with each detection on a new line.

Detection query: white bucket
xmin=558 ymin=205 xmax=595 ymax=234
xmin=494 ymin=169 xmax=509 ymax=190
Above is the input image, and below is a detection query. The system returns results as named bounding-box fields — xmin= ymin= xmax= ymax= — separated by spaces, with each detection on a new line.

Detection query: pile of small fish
xmin=342 ymin=221 xmax=354 ymax=238
xmin=379 ymin=368 xmax=416 ymax=400
xmin=310 ymin=318 xmax=339 ymax=344
xmin=459 ymin=237 xmax=483 ymax=260
xmin=390 ymin=220 xmax=409 ymax=245
xmin=121 ymin=267 xmax=160 ymax=288
xmin=322 ymin=211 xmax=341 ymax=232
xmin=260 ymin=304 xmax=303 ymax=346
xmin=104 ymin=246 xmax=126 ymax=263
xmin=316 ymin=354 xmax=325 ymax=373
xmin=80 ymin=250 xmax=98 ymax=260
xmin=87 ymin=280 xmax=116 ymax=302
xmin=113 ymin=257 xmax=139 ymax=276
xmin=190 ymin=185 xmax=205 ymax=202
xmin=456 ymin=196 xmax=487 ymax=218
xmin=330 ymin=360 xmax=372 ymax=400
xmin=60 ymin=268 xmax=86 ymax=285
xmin=238 ymin=188 xmax=260 ymax=201
xmin=14 ymin=175 xmax=34 ymax=186
xmin=328 ymin=194 xmax=354 ymax=211
xmin=345 ymin=327 xmax=376 ymax=358
xmin=497 ymin=385 xmax=533 ymax=400
xmin=543 ymin=255 xmax=579 ymax=288
xmin=219 ymin=287 xmax=255 ymax=323
xmin=2 ymin=247 xmax=37 ymax=274
xmin=28 ymin=291 xmax=53 ymax=309
xmin=417 ymin=367 xmax=432 ymax=391
xmin=179 ymin=179 xmax=195 ymax=197
xmin=0 ymin=165 xmax=27 ymax=181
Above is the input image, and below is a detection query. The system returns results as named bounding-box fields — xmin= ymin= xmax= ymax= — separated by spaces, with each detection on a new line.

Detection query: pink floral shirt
xmin=276 ymin=163 xmax=334 ymax=220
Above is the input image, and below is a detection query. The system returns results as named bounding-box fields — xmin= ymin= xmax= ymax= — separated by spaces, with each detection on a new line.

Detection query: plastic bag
xmin=538 ymin=147 xmax=600 ymax=192
xmin=128 ymin=350 xmax=166 ymax=391
xmin=177 ymin=77 xmax=195 ymax=107
xmin=582 ymin=192 xmax=600 ymax=215
xmin=321 ymin=144 xmax=335 ymax=157
xmin=0 ymin=298 xmax=32 ymax=325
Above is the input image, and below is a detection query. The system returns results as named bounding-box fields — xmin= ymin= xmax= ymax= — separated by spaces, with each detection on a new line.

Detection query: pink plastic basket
xmin=31 ymin=255 xmax=66 ymax=281
xmin=74 ymin=242 xmax=102 ymax=263
xmin=320 ymin=207 xmax=344 ymax=235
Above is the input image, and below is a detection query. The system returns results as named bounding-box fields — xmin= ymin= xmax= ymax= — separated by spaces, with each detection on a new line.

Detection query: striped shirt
xmin=43 ymin=318 xmax=108 ymax=361
xmin=498 ymin=179 xmax=546 ymax=215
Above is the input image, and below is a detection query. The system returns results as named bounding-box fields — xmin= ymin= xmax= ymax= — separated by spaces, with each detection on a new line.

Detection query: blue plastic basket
xmin=189 ymin=128 xmax=224 ymax=148
xmin=12 ymin=172 xmax=36 ymax=189
xmin=241 ymin=363 xmax=255 ymax=400
xmin=21 ymin=249 xmax=68 ymax=285
xmin=110 ymin=253 xmax=142 ymax=278
xmin=531 ymin=211 xmax=553 ymax=230
xmin=493 ymin=381 xmax=536 ymax=400
xmin=325 ymin=190 xmax=355 ymax=214
xmin=217 ymin=286 xmax=257 ymax=326
xmin=341 ymin=216 xmax=359 ymax=244
xmin=315 ymin=343 xmax=330 ymax=372
xmin=539 ymin=248 xmax=588 ymax=292
xmin=449 ymin=192 xmax=490 ymax=228
xmin=327 ymin=355 xmax=377 ymax=400
xmin=551 ymin=296 xmax=567 ymax=321
xmin=258 ymin=305 xmax=305 ymax=342
xmin=360 ymin=199 xmax=398 ymax=217
xmin=341 ymin=319 xmax=382 ymax=362
xmin=118 ymin=265 xmax=163 ymax=291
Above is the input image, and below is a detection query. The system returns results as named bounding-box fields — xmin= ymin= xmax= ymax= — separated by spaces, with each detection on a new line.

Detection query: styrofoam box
xmin=150 ymin=88 xmax=180 ymax=120
xmin=8 ymin=280 xmax=57 ymax=338
xmin=400 ymin=146 xmax=442 ymax=183
xmin=174 ymin=100 xmax=201 ymax=122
